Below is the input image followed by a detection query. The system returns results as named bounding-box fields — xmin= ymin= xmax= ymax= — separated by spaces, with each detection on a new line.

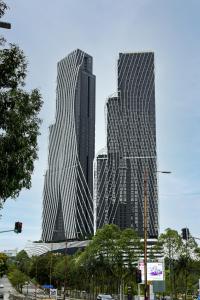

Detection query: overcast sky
xmin=0 ymin=0 xmax=200 ymax=251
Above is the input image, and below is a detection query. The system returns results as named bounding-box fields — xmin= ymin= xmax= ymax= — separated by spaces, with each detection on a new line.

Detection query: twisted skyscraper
xmin=95 ymin=52 xmax=158 ymax=238
xmin=42 ymin=49 xmax=95 ymax=242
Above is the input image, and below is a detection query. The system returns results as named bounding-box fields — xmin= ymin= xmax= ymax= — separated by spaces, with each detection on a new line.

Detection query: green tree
xmin=159 ymin=228 xmax=183 ymax=297
xmin=77 ymin=224 xmax=121 ymax=293
xmin=15 ymin=250 xmax=31 ymax=275
xmin=53 ymin=255 xmax=74 ymax=290
xmin=0 ymin=0 xmax=7 ymax=18
xmin=159 ymin=228 xmax=198 ymax=299
xmin=159 ymin=228 xmax=182 ymax=260
xmin=8 ymin=268 xmax=29 ymax=292
xmin=77 ymin=224 xmax=142 ymax=295
xmin=0 ymin=0 xmax=43 ymax=204
xmin=0 ymin=253 xmax=8 ymax=276
xmin=174 ymin=236 xmax=198 ymax=298
xmin=29 ymin=253 xmax=60 ymax=286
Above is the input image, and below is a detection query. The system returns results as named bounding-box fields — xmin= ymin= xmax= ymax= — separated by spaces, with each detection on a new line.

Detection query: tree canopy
xmin=0 ymin=0 xmax=43 ymax=204
xmin=5 ymin=225 xmax=200 ymax=298
xmin=0 ymin=252 xmax=8 ymax=276
xmin=76 ymin=224 xmax=142 ymax=293
xmin=8 ymin=268 xmax=29 ymax=292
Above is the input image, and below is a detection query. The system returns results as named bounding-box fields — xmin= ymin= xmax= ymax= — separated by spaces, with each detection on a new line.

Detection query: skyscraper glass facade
xmin=42 ymin=49 xmax=95 ymax=242
xmin=96 ymin=52 xmax=158 ymax=237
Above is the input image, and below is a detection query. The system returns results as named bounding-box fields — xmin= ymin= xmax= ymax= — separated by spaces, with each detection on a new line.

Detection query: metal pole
xmin=169 ymin=241 xmax=173 ymax=300
xmin=35 ymin=259 xmax=38 ymax=300
xmin=138 ymin=283 xmax=140 ymax=300
xmin=0 ymin=229 xmax=16 ymax=233
xmin=144 ymin=168 xmax=148 ymax=300
xmin=63 ymin=239 xmax=68 ymax=300
xmin=185 ymin=237 xmax=188 ymax=300
xmin=49 ymin=243 xmax=53 ymax=298
xmin=120 ymin=282 xmax=122 ymax=300
xmin=198 ymin=279 xmax=200 ymax=296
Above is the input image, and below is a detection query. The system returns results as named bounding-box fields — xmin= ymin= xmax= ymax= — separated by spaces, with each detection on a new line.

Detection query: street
xmin=0 ymin=275 xmax=16 ymax=300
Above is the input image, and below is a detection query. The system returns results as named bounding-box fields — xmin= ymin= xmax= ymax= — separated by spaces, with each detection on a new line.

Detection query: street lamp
xmin=144 ymin=169 xmax=171 ymax=300
xmin=63 ymin=240 xmax=68 ymax=300
xmin=122 ymin=156 xmax=171 ymax=300
xmin=35 ymin=258 xmax=38 ymax=300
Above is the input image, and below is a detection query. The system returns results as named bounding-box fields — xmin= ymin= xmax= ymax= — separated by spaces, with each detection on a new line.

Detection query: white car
xmin=97 ymin=294 xmax=114 ymax=300
xmin=0 ymin=285 xmax=4 ymax=289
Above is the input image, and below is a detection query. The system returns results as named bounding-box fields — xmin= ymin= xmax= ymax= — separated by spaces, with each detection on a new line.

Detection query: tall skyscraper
xmin=42 ymin=49 xmax=95 ymax=242
xmin=96 ymin=52 xmax=158 ymax=238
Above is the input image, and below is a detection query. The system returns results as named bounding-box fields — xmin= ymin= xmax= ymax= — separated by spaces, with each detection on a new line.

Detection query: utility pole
xmin=35 ymin=258 xmax=38 ymax=300
xmin=185 ymin=230 xmax=189 ymax=300
xmin=168 ymin=239 xmax=173 ymax=300
xmin=144 ymin=168 xmax=148 ymax=300
xmin=63 ymin=239 xmax=68 ymax=300
xmin=122 ymin=157 xmax=170 ymax=300
xmin=49 ymin=243 xmax=53 ymax=298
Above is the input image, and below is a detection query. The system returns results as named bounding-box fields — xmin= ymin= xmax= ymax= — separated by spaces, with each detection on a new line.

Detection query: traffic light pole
xmin=0 ymin=222 xmax=22 ymax=234
xmin=0 ymin=229 xmax=16 ymax=233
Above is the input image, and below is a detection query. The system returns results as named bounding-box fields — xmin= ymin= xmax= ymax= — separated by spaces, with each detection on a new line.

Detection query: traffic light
xmin=0 ymin=21 xmax=11 ymax=29
xmin=135 ymin=268 xmax=142 ymax=283
xmin=182 ymin=228 xmax=189 ymax=240
xmin=14 ymin=222 xmax=22 ymax=233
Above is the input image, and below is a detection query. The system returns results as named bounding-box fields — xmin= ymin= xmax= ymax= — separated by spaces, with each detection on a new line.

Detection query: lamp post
xmin=49 ymin=243 xmax=53 ymax=298
xmin=35 ymin=257 xmax=38 ymax=300
xmin=122 ymin=156 xmax=171 ymax=299
xmin=63 ymin=239 xmax=68 ymax=300
xmin=144 ymin=169 xmax=171 ymax=300
xmin=144 ymin=168 xmax=148 ymax=300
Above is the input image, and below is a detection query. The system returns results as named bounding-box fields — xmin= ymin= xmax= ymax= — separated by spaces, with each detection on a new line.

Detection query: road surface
xmin=0 ymin=275 xmax=16 ymax=300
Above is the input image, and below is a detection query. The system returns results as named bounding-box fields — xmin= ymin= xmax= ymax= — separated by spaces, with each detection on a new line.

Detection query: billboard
xmin=139 ymin=261 xmax=164 ymax=282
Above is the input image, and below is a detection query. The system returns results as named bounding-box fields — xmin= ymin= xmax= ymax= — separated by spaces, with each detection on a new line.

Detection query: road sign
xmin=139 ymin=261 xmax=164 ymax=282
xmin=50 ymin=288 xmax=57 ymax=298
xmin=153 ymin=281 xmax=165 ymax=293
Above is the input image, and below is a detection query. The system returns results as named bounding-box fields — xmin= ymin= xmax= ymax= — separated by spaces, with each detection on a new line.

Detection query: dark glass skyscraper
xmin=42 ymin=49 xmax=95 ymax=242
xmin=96 ymin=52 xmax=158 ymax=238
